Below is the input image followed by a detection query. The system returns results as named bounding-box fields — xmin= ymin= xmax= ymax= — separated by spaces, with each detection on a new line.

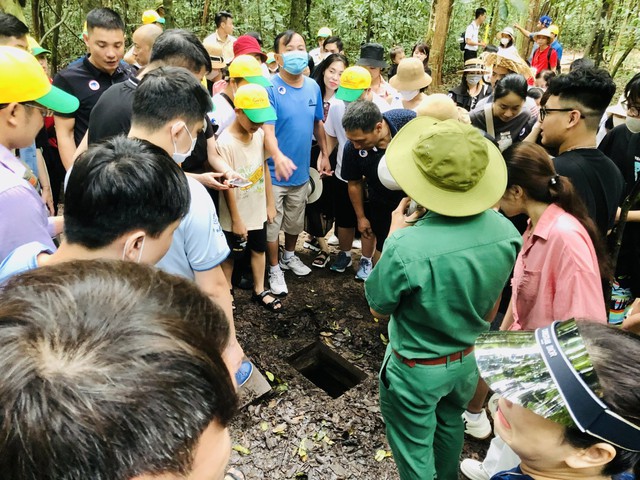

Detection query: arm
xmin=54 ymin=116 xmax=77 ymax=170
xmin=617 ymin=209 xmax=640 ymax=222
xmin=523 ymin=120 xmax=542 ymax=143
xmin=314 ymin=120 xmax=332 ymax=176
xmin=326 ymin=133 xmax=338 ymax=156
xmin=36 ymin=149 xmax=54 ymax=215
xmin=222 ymin=187 xmax=247 ymax=238
xmin=465 ymin=24 xmax=486 ymax=47
xmin=499 ymin=300 xmax=515 ymax=330
xmin=347 ymin=179 xmax=373 ymax=238
xmin=72 ymin=131 xmax=89 ymax=163
xmin=263 ymin=123 xmax=296 ymax=181
xmin=513 ymin=23 xmax=532 ymax=38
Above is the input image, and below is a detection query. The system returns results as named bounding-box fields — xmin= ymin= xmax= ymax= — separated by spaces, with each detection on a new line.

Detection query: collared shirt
xmin=510 ymin=203 xmax=607 ymax=331
xmin=365 ymin=210 xmax=521 ymax=358
xmin=53 ymin=55 xmax=132 ymax=145
xmin=0 ymin=144 xmax=56 ymax=262
xmin=465 ymin=21 xmax=480 ymax=51
xmin=203 ymin=32 xmax=237 ymax=64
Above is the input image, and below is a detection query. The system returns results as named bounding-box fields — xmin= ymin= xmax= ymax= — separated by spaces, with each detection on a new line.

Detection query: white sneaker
xmin=279 ymin=254 xmax=311 ymax=276
xmin=352 ymin=238 xmax=362 ymax=249
xmin=327 ymin=234 xmax=339 ymax=246
xmin=460 ymin=459 xmax=490 ymax=480
xmin=268 ymin=269 xmax=288 ymax=296
xmin=462 ymin=410 xmax=492 ymax=439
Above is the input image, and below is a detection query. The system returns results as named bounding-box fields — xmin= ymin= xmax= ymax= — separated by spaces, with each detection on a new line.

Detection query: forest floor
xmin=229 ymin=238 xmax=491 ymax=479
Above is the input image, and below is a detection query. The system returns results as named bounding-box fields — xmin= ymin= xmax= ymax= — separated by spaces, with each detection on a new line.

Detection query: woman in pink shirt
xmin=499 ymin=142 xmax=609 ymax=331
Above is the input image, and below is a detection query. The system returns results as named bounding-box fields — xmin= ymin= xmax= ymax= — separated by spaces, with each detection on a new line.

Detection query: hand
xmin=273 ymin=152 xmax=297 ymax=182
xmin=224 ymin=170 xmax=249 ymax=188
xmin=212 ymin=79 xmax=228 ymax=95
xmin=231 ymin=218 xmax=248 ymax=239
xmin=480 ymin=41 xmax=487 ymax=48
xmin=513 ymin=23 xmax=521 ymax=29
xmin=357 ymin=216 xmax=374 ymax=239
xmin=41 ymin=187 xmax=54 ymax=216
xmin=267 ymin=203 xmax=277 ymax=224
xmin=195 ymin=172 xmax=229 ymax=190
xmin=388 ymin=197 xmax=425 ymax=236
xmin=317 ymin=152 xmax=333 ymax=177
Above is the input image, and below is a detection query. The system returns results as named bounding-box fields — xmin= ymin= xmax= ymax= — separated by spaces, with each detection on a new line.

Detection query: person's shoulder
xmin=0 ymin=241 xmax=53 ymax=285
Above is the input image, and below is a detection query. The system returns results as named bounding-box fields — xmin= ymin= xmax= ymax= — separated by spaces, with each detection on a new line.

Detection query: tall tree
xmin=430 ymin=0 xmax=454 ymax=87
xmin=289 ymin=0 xmax=306 ymax=34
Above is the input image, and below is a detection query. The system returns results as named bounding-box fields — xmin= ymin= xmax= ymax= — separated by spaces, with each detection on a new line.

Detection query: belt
xmin=392 ymin=345 xmax=474 ymax=368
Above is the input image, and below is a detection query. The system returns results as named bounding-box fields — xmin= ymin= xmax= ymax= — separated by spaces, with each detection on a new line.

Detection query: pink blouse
xmin=510 ymin=203 xmax=607 ymax=330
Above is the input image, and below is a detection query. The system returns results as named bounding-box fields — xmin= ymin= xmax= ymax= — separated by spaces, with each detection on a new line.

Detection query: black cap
xmin=356 ymin=43 xmax=388 ymax=69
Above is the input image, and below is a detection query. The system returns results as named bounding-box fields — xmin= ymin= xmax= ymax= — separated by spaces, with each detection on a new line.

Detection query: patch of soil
xmin=230 ymin=242 xmax=490 ymax=479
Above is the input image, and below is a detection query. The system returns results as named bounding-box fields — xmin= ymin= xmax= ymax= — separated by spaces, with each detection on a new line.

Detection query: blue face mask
xmin=282 ymin=51 xmax=308 ymax=75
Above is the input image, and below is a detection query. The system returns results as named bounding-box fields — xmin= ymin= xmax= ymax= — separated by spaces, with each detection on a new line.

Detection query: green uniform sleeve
xmin=364 ymin=239 xmax=411 ymax=315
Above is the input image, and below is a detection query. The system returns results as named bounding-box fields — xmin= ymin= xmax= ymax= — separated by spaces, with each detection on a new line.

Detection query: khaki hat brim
xmin=389 ymin=73 xmax=432 ymax=91
xmin=386 ymin=116 xmax=507 ymax=217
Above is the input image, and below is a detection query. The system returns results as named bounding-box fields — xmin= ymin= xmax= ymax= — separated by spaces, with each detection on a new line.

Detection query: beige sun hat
xmin=483 ymin=50 xmax=533 ymax=79
xmin=389 ymin=57 xmax=432 ymax=91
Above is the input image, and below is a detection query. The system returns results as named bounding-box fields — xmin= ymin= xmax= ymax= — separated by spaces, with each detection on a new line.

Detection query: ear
xmin=121 ymin=231 xmax=146 ymax=262
xmin=375 ymin=120 xmax=384 ymax=133
xmin=567 ymin=109 xmax=583 ymax=128
xmin=1 ymin=103 xmax=21 ymax=127
xmin=565 ymin=442 xmax=616 ymax=471
xmin=275 ymin=53 xmax=284 ymax=67
xmin=508 ymin=184 xmax=525 ymax=199
xmin=82 ymin=32 xmax=89 ymax=47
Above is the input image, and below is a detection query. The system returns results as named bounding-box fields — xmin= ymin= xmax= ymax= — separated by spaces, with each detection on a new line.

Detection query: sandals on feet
xmin=312 ymin=250 xmax=330 ymax=268
xmin=252 ymin=290 xmax=283 ymax=311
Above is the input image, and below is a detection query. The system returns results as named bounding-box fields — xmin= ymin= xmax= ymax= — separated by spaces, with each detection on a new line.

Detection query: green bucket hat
xmin=385 ymin=116 xmax=507 ymax=217
xmin=476 ymin=320 xmax=640 ymax=451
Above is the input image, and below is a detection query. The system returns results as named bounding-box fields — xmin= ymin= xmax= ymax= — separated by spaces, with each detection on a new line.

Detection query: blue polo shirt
xmin=53 ymin=55 xmax=132 ymax=145
xmin=266 ymin=74 xmax=323 ymax=187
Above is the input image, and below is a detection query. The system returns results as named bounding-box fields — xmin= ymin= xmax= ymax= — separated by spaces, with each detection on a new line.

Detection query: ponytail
xmin=503 ymin=142 xmax=612 ymax=279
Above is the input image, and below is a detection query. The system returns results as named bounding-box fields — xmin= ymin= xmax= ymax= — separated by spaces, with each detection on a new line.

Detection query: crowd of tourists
xmin=1 ymin=5 xmax=640 ymax=480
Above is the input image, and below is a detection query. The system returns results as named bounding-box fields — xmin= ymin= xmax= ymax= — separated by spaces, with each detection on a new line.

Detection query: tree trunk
xmin=51 ymin=0 xmax=63 ymax=75
xmin=288 ymin=0 xmax=305 ymax=34
xmin=202 ymin=0 xmax=210 ymax=28
xmin=164 ymin=0 xmax=173 ymax=29
xmin=610 ymin=40 xmax=636 ymax=78
xmin=430 ymin=0 xmax=454 ymax=87
xmin=586 ymin=0 xmax=612 ymax=66
xmin=519 ymin=0 xmax=541 ymax=59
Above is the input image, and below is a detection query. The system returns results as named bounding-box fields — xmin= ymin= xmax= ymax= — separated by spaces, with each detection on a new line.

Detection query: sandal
xmin=312 ymin=250 xmax=330 ymax=268
xmin=225 ymin=467 xmax=246 ymax=480
xmin=252 ymin=290 xmax=283 ymax=311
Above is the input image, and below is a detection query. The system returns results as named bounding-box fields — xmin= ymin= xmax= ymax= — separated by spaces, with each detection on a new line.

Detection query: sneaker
xmin=330 ymin=251 xmax=353 ymax=273
xmin=280 ymin=254 xmax=312 ymax=276
xmin=303 ymin=238 xmax=321 ymax=252
xmin=355 ymin=257 xmax=372 ymax=281
xmin=235 ymin=360 xmax=254 ymax=387
xmin=460 ymin=459 xmax=490 ymax=480
xmin=352 ymin=238 xmax=362 ymax=249
xmin=327 ymin=234 xmax=339 ymax=246
xmin=462 ymin=410 xmax=492 ymax=439
xmin=269 ymin=269 xmax=288 ymax=296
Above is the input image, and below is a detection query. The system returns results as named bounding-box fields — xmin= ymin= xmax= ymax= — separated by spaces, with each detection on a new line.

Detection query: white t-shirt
xmin=324 ymin=95 xmax=392 ymax=181
xmin=216 ymin=128 xmax=268 ymax=231
xmin=210 ymin=93 xmax=236 ymax=136
xmin=465 ymin=22 xmax=480 ymax=51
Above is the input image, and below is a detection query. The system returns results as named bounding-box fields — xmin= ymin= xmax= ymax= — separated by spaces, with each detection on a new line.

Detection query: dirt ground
xmin=229 ymin=240 xmax=490 ymax=479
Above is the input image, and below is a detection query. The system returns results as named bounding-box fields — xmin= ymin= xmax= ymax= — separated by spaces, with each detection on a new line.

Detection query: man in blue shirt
xmin=263 ymin=29 xmax=330 ymax=296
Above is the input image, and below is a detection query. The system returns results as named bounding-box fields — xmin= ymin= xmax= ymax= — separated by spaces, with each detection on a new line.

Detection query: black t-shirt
xmin=85 ymin=74 xmax=214 ymax=173
xmin=448 ymin=83 xmax=492 ymax=112
xmin=553 ymin=148 xmax=625 ymax=236
xmin=341 ymin=109 xmax=416 ymax=208
xmin=53 ymin=56 xmax=132 ymax=145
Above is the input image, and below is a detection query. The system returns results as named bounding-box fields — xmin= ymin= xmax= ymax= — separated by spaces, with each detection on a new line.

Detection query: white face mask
xmin=399 ymin=89 xmax=419 ymax=101
xmin=500 ymin=38 xmax=510 ymax=46
xmin=626 ymin=116 xmax=640 ymax=134
xmin=467 ymin=74 xmax=482 ymax=86
xmin=172 ymin=123 xmax=197 ymax=165
xmin=122 ymin=236 xmax=145 ymax=263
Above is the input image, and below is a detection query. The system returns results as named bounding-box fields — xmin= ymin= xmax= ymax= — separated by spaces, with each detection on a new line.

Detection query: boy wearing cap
xmin=217 ymin=84 xmax=281 ymax=311
xmin=365 ymin=117 xmax=521 ymax=480
xmin=309 ymin=26 xmax=332 ymax=65
xmin=356 ymin=43 xmax=400 ymax=105
xmin=0 ymin=46 xmax=78 ymax=261
xmin=53 ymin=8 xmax=132 ymax=170
xmin=530 ymin=28 xmax=557 ymax=79
xmin=203 ymin=11 xmax=236 ymax=64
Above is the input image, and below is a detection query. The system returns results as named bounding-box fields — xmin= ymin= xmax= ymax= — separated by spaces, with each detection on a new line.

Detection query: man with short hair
xmin=0 ymin=46 xmax=78 ymax=261
xmin=53 ymin=8 xmax=131 ymax=170
xmin=339 ymin=101 xmax=415 ymax=271
xmin=264 ymin=30 xmax=330 ymax=296
xmin=0 ymin=260 xmax=238 ymax=479
xmin=203 ymin=11 xmax=236 ymax=64
xmin=309 ymin=26 xmax=332 ymax=64
xmin=0 ymin=136 xmax=190 ymax=283
xmin=464 ymin=8 xmax=487 ymax=62
xmin=323 ymin=36 xmax=344 ymax=55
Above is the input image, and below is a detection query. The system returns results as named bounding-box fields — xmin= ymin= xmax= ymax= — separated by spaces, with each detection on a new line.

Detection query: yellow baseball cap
xmin=234 ymin=84 xmax=277 ymax=124
xmin=229 ymin=55 xmax=272 ymax=87
xmin=142 ymin=9 xmax=165 ymax=24
xmin=266 ymin=52 xmax=276 ymax=64
xmin=0 ymin=46 xmax=79 ymax=113
xmin=549 ymin=24 xmax=559 ymax=36
xmin=317 ymin=27 xmax=332 ymax=38
xmin=335 ymin=66 xmax=371 ymax=102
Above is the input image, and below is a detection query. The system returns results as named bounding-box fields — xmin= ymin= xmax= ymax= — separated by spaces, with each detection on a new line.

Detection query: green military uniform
xmin=365 ymin=209 xmax=521 ymax=480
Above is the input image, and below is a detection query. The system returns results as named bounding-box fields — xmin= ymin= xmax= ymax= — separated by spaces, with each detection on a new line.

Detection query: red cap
xmin=233 ymin=35 xmax=267 ymax=63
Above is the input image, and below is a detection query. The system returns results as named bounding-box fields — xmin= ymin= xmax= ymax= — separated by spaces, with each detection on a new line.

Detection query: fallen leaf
xmin=374 ymin=449 xmax=392 ymax=462
xmin=232 ymin=444 xmax=251 ymax=455
xmin=380 ymin=333 xmax=388 ymax=345
xmin=265 ymin=371 xmax=275 ymax=382
xmin=320 ymin=331 xmax=333 ymax=337
xmin=272 ymin=423 xmax=287 ymax=434
xmin=297 ymin=438 xmax=309 ymax=461
xmin=260 ymin=421 xmax=269 ymax=431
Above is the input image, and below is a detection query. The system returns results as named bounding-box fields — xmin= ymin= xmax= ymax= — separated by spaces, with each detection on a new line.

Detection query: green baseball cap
xmin=385 ymin=116 xmax=507 ymax=217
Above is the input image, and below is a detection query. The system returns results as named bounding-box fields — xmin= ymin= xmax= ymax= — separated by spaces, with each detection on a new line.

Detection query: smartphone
xmin=229 ymin=178 xmax=253 ymax=188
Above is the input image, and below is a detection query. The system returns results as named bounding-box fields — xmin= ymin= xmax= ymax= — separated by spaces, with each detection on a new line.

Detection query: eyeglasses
xmin=622 ymin=100 xmax=640 ymax=117
xmin=539 ymin=107 xmax=585 ymax=122
xmin=22 ymin=102 xmax=53 ymax=118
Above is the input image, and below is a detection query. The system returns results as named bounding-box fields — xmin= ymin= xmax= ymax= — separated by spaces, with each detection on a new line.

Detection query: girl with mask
xmin=497 ymin=27 xmax=519 ymax=57
xmin=448 ymin=58 xmax=492 ymax=111
xmin=598 ymin=72 xmax=640 ymax=319
xmin=389 ymin=57 xmax=432 ymax=111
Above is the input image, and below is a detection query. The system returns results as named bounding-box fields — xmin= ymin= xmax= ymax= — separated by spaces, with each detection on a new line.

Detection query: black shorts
xmin=368 ymin=199 xmax=394 ymax=252
xmin=223 ymin=223 xmax=267 ymax=256
xmin=334 ymin=178 xmax=358 ymax=228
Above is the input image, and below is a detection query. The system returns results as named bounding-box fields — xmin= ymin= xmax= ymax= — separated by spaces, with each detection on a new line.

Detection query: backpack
xmin=458 ymin=31 xmax=467 ymax=51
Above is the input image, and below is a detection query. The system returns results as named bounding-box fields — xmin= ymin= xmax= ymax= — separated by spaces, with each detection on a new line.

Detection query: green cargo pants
xmin=379 ymin=344 xmax=479 ymax=480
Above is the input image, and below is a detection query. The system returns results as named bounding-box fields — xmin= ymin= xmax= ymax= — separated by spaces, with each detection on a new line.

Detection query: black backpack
xmin=458 ymin=31 xmax=466 ymax=51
